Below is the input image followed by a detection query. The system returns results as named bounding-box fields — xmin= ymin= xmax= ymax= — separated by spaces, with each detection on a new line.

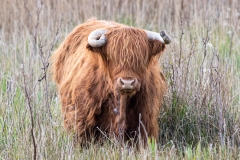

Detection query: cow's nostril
xmin=119 ymin=78 xmax=124 ymax=85
xmin=133 ymin=78 xmax=137 ymax=85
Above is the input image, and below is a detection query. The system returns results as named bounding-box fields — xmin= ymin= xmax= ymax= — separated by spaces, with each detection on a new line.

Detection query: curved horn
xmin=88 ymin=28 xmax=107 ymax=47
xmin=145 ymin=30 xmax=171 ymax=44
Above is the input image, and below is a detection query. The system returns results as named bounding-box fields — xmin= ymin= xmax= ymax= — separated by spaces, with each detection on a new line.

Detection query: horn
xmin=88 ymin=28 xmax=107 ymax=47
xmin=145 ymin=30 xmax=171 ymax=44
xmin=160 ymin=31 xmax=171 ymax=44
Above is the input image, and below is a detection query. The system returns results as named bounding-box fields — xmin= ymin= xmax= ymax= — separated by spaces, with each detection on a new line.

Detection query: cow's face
xmin=105 ymin=28 xmax=150 ymax=96
xmin=87 ymin=27 xmax=170 ymax=97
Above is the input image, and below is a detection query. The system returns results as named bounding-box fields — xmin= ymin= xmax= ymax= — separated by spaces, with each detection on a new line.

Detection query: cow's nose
xmin=117 ymin=77 xmax=138 ymax=90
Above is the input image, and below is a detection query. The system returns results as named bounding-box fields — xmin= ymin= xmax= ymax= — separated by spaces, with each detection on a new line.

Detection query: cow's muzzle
xmin=115 ymin=77 xmax=140 ymax=95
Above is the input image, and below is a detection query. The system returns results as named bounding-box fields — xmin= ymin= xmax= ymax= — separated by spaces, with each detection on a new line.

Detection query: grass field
xmin=0 ymin=0 xmax=240 ymax=159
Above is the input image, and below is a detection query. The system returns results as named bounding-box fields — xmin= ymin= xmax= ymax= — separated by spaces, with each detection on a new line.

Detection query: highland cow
xmin=51 ymin=19 xmax=171 ymax=146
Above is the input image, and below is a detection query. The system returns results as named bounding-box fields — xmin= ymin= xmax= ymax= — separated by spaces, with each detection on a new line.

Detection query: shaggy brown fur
xmin=51 ymin=19 xmax=167 ymax=146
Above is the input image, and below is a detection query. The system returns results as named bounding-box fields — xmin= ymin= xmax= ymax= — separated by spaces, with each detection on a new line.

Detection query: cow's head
xmin=87 ymin=27 xmax=171 ymax=97
xmin=87 ymin=27 xmax=171 ymax=135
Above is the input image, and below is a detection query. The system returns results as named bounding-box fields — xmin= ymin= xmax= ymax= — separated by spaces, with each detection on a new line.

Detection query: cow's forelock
xmin=104 ymin=27 xmax=150 ymax=77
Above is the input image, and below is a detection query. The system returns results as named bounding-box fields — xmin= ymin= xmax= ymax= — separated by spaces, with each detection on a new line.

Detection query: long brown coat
xmin=51 ymin=19 xmax=168 ymax=145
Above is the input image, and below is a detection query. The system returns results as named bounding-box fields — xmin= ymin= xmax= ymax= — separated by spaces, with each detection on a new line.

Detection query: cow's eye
xmin=115 ymin=69 xmax=122 ymax=75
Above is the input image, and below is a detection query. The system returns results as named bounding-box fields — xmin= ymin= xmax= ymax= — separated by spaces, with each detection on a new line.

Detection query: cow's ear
xmin=149 ymin=40 xmax=166 ymax=56
xmin=86 ymin=44 xmax=104 ymax=54
xmin=86 ymin=44 xmax=94 ymax=50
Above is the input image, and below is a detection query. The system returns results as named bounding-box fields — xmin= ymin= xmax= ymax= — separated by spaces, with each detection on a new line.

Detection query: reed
xmin=0 ymin=0 xmax=239 ymax=159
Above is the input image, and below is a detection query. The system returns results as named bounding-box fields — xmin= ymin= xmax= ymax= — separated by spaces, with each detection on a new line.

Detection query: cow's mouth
xmin=119 ymin=89 xmax=136 ymax=95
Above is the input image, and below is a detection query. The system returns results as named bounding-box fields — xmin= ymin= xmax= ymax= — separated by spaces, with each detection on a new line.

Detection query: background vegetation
xmin=0 ymin=0 xmax=239 ymax=159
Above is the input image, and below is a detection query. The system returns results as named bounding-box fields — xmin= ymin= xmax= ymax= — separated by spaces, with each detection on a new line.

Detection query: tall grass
xmin=0 ymin=0 xmax=239 ymax=159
